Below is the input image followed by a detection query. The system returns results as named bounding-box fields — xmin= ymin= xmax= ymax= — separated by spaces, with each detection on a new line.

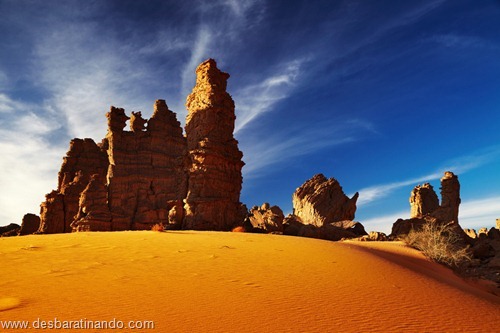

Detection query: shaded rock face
xmin=183 ymin=59 xmax=245 ymax=231
xmin=292 ymin=174 xmax=358 ymax=227
xmin=20 ymin=213 xmax=40 ymax=235
xmin=246 ymin=203 xmax=284 ymax=233
xmin=391 ymin=171 xmax=463 ymax=238
xmin=34 ymin=59 xmax=244 ymax=233
xmin=38 ymin=139 xmax=109 ymax=234
xmin=283 ymin=215 xmax=367 ymax=241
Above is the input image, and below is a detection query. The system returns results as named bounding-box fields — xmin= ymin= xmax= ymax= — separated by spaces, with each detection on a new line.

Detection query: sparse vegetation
xmin=151 ymin=223 xmax=165 ymax=232
xmin=402 ymin=222 xmax=472 ymax=267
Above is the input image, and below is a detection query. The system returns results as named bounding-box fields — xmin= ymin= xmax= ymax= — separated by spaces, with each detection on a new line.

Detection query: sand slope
xmin=0 ymin=231 xmax=498 ymax=332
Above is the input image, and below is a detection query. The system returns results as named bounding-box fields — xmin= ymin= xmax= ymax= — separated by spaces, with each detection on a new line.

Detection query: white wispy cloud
xmin=180 ymin=26 xmax=213 ymax=106
xmin=429 ymin=34 xmax=500 ymax=50
xmin=459 ymin=196 xmax=500 ymax=230
xmin=357 ymin=145 xmax=500 ymax=206
xmin=234 ymin=59 xmax=303 ymax=133
xmin=0 ymin=97 xmax=65 ymax=225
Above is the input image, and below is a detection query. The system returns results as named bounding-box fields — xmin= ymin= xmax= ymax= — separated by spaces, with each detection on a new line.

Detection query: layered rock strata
xmin=183 ymin=59 xmax=245 ymax=231
xmin=31 ymin=59 xmax=243 ymax=234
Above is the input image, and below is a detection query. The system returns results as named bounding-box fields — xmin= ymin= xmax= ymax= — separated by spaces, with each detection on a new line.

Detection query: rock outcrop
xmin=292 ymin=174 xmax=358 ymax=227
xmin=0 ymin=223 xmax=20 ymax=237
xmin=19 ymin=213 xmax=40 ymax=235
xmin=183 ymin=59 xmax=245 ymax=231
xmin=33 ymin=59 xmax=244 ymax=233
xmin=283 ymin=174 xmax=365 ymax=240
xmin=246 ymin=203 xmax=284 ymax=233
xmin=391 ymin=171 xmax=464 ymax=238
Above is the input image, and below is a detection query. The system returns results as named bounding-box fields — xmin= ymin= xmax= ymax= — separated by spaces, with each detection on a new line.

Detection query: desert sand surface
xmin=1 ymin=231 xmax=499 ymax=332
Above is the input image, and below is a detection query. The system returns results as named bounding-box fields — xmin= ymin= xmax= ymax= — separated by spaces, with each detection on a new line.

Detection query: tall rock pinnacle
xmin=183 ymin=59 xmax=245 ymax=230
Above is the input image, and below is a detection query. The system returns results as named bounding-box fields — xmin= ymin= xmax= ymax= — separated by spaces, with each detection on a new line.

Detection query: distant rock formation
xmin=292 ymin=174 xmax=358 ymax=227
xmin=246 ymin=203 xmax=284 ymax=233
xmin=391 ymin=171 xmax=463 ymax=237
xmin=0 ymin=223 xmax=20 ymax=237
xmin=284 ymin=174 xmax=365 ymax=240
xmin=30 ymin=59 xmax=244 ymax=234
xmin=183 ymin=59 xmax=245 ymax=231
xmin=20 ymin=213 xmax=40 ymax=235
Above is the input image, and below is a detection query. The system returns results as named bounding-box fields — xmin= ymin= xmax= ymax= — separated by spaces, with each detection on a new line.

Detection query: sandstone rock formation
xmin=33 ymin=59 xmax=244 ymax=233
xmin=410 ymin=183 xmax=439 ymax=218
xmin=283 ymin=174 xmax=366 ymax=240
xmin=246 ymin=203 xmax=284 ymax=233
xmin=183 ymin=59 xmax=245 ymax=231
xmin=391 ymin=171 xmax=463 ymax=238
xmin=19 ymin=213 xmax=40 ymax=235
xmin=292 ymin=174 xmax=358 ymax=227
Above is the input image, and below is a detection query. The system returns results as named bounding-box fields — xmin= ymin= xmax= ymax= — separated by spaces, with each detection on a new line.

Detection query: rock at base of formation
xmin=28 ymin=59 xmax=244 ymax=234
xmin=183 ymin=59 xmax=245 ymax=231
xmin=284 ymin=174 xmax=366 ymax=240
xmin=245 ymin=203 xmax=284 ymax=233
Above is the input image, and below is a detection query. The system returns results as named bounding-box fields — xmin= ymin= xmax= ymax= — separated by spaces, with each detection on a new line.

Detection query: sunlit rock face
xmin=391 ymin=171 xmax=465 ymax=239
xmin=33 ymin=59 xmax=245 ymax=234
xmin=410 ymin=183 xmax=439 ymax=218
xmin=183 ymin=59 xmax=245 ymax=231
xmin=292 ymin=174 xmax=358 ymax=227
xmin=104 ymin=100 xmax=187 ymax=231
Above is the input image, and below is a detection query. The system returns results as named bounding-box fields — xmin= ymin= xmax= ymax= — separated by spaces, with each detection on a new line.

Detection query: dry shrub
xmin=151 ymin=223 xmax=165 ymax=232
xmin=403 ymin=222 xmax=471 ymax=267
xmin=232 ymin=226 xmax=246 ymax=232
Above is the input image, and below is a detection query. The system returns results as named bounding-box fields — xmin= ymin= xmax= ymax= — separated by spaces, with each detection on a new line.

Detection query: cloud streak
xmin=234 ymin=59 xmax=303 ymax=133
xmin=357 ymin=145 xmax=500 ymax=206
xmin=240 ymin=118 xmax=374 ymax=178
xmin=361 ymin=195 xmax=500 ymax=234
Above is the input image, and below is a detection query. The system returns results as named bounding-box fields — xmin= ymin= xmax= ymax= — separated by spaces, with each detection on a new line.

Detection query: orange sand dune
xmin=0 ymin=231 xmax=499 ymax=332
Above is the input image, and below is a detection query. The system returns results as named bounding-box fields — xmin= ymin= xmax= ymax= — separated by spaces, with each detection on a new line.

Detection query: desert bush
xmin=402 ymin=222 xmax=471 ymax=267
xmin=151 ymin=223 xmax=165 ymax=232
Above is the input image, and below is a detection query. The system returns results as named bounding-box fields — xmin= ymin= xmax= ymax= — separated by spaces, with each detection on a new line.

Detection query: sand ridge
xmin=0 ymin=231 xmax=499 ymax=332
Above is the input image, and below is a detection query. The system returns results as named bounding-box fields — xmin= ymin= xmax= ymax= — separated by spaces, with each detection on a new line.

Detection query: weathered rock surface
xmin=19 ymin=213 xmax=40 ymax=235
xmin=410 ymin=183 xmax=439 ymax=218
xmin=292 ymin=174 xmax=358 ymax=227
xmin=183 ymin=59 xmax=245 ymax=231
xmin=282 ymin=174 xmax=365 ymax=240
xmin=246 ymin=203 xmax=284 ymax=233
xmin=71 ymin=174 xmax=112 ymax=231
xmin=105 ymin=100 xmax=188 ymax=231
xmin=38 ymin=139 xmax=108 ymax=234
xmin=32 ymin=59 xmax=244 ymax=233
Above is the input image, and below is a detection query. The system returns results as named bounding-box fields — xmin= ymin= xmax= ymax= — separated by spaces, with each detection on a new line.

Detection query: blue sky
xmin=1 ymin=0 xmax=499 ymax=233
